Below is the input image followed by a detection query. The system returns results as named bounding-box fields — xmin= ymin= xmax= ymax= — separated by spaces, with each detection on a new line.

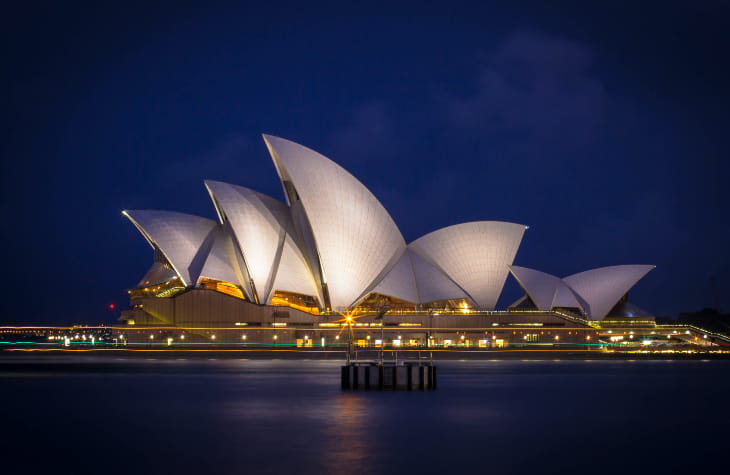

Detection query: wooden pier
xmin=340 ymin=344 xmax=437 ymax=390
xmin=341 ymin=361 xmax=437 ymax=390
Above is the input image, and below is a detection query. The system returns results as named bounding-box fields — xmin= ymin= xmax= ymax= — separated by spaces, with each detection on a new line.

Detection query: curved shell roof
xmin=508 ymin=265 xmax=587 ymax=312
xmin=509 ymin=265 xmax=564 ymax=311
xmin=410 ymin=221 xmax=527 ymax=309
xmin=205 ymin=180 xmax=294 ymax=302
xmin=552 ymin=281 xmax=589 ymax=311
xmin=370 ymin=250 xmax=419 ymax=304
xmin=123 ymin=210 xmax=218 ymax=286
xmin=563 ymin=265 xmax=655 ymax=320
xmin=370 ymin=249 xmax=472 ymax=304
xmin=263 ymin=134 xmax=406 ymax=310
xmin=137 ymin=262 xmax=178 ymax=287
xmin=410 ymin=250 xmax=470 ymax=303
xmin=268 ymin=235 xmax=322 ymax=303
xmin=197 ymin=226 xmax=244 ymax=288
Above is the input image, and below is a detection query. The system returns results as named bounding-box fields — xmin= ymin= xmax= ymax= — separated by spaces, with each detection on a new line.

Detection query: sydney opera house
xmin=118 ymin=135 xmax=679 ymax=347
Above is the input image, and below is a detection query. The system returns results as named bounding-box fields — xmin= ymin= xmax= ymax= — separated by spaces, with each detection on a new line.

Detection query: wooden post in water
xmin=341 ymin=365 xmax=350 ymax=389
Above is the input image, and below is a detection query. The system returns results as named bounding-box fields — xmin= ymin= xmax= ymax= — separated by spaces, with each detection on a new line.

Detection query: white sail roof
xmin=368 ymin=248 xmax=471 ymax=304
xmin=552 ymin=281 xmax=589 ymax=311
xmin=563 ymin=265 xmax=655 ymax=320
xmin=205 ymin=180 xmax=293 ymax=303
xmin=410 ymin=221 xmax=527 ymax=309
xmin=267 ymin=235 xmax=321 ymax=303
xmin=136 ymin=262 xmax=178 ymax=287
xmin=123 ymin=210 xmax=217 ymax=286
xmin=263 ymin=134 xmax=406 ymax=310
xmin=508 ymin=265 xmax=587 ymax=313
xmin=410 ymin=249 xmax=470 ymax=304
xmin=196 ymin=226 xmax=243 ymax=288
xmin=509 ymin=265 xmax=564 ymax=311
xmin=370 ymin=250 xmax=419 ymax=303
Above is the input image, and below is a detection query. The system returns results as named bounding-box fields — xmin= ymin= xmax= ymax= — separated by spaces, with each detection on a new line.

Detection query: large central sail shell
xmin=263 ymin=135 xmax=406 ymax=310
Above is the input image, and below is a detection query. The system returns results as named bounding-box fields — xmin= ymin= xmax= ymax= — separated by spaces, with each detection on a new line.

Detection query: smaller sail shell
xmin=410 ymin=221 xmax=527 ymax=309
xmin=563 ymin=265 xmax=655 ymax=320
xmin=123 ymin=210 xmax=218 ymax=286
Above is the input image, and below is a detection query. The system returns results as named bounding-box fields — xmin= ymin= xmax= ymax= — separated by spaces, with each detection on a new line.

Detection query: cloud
xmin=575 ymin=193 xmax=688 ymax=262
xmin=327 ymin=102 xmax=398 ymax=165
xmin=120 ymin=133 xmax=273 ymax=215
xmin=169 ymin=133 xmax=255 ymax=185
xmin=443 ymin=30 xmax=606 ymax=153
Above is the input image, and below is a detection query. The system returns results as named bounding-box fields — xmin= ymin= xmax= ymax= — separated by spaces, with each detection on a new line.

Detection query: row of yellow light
xmin=604 ymin=329 xmax=709 ymax=338
xmin=48 ymin=334 xmax=108 ymax=341
xmin=131 ymin=332 xmax=598 ymax=344
xmin=520 ymin=334 xmax=592 ymax=341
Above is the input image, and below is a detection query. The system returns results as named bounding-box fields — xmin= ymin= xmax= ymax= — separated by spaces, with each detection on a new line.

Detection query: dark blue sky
xmin=4 ymin=1 xmax=729 ymax=323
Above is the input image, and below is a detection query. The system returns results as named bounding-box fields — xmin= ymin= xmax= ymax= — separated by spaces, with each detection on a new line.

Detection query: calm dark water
xmin=1 ymin=356 xmax=728 ymax=475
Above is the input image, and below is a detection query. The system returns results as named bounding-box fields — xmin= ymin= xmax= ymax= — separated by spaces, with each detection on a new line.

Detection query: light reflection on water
xmin=2 ymin=358 xmax=728 ymax=475
xmin=321 ymin=394 xmax=370 ymax=473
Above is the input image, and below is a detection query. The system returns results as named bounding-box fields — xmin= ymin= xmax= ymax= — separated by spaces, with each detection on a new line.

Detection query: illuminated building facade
xmin=119 ymin=135 xmax=668 ymax=347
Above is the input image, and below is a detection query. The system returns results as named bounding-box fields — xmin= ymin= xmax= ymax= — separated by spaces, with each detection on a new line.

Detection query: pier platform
xmin=341 ymin=359 xmax=437 ymax=390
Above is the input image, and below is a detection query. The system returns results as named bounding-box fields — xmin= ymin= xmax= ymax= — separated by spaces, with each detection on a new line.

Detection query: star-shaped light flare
xmin=332 ymin=309 xmax=365 ymax=342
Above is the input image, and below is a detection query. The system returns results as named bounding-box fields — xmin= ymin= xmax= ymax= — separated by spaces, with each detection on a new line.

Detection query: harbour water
xmin=2 ymin=356 xmax=728 ymax=474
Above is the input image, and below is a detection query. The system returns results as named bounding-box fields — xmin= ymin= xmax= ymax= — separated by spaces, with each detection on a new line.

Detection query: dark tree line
xmin=656 ymin=308 xmax=730 ymax=337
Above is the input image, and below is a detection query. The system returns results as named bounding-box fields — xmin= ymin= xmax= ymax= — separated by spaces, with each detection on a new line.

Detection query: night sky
xmin=4 ymin=1 xmax=729 ymax=324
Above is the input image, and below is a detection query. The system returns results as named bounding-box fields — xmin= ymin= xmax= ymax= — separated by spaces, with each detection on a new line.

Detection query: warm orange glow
xmin=270 ymin=291 xmax=320 ymax=315
xmin=129 ymin=277 xmax=185 ymax=299
xmin=198 ymin=279 xmax=245 ymax=299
